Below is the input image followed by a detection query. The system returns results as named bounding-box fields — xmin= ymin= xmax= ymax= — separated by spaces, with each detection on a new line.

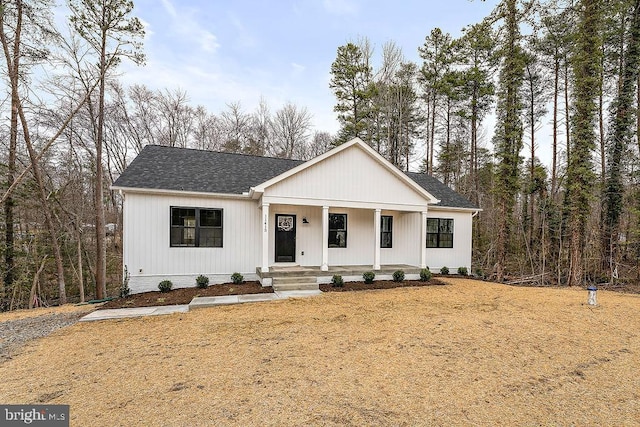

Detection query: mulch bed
xmin=99 ymin=281 xmax=273 ymax=309
xmin=100 ymin=279 xmax=448 ymax=309
xmin=320 ymin=278 xmax=445 ymax=292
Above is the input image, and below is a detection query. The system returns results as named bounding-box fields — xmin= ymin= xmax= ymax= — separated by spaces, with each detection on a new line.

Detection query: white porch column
xmin=374 ymin=208 xmax=381 ymax=270
xmin=261 ymin=203 xmax=270 ymax=273
xmin=321 ymin=206 xmax=329 ymax=271
xmin=420 ymin=211 xmax=428 ymax=268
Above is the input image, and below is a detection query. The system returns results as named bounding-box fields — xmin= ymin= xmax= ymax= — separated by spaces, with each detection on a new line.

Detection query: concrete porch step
xmin=273 ymin=276 xmax=318 ymax=284
xmin=272 ymin=276 xmax=319 ymax=291
xmin=273 ymin=283 xmax=319 ymax=291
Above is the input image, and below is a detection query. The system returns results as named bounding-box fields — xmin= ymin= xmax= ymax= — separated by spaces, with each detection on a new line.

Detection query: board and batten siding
xmin=269 ymin=205 xmax=322 ymax=266
xmin=265 ymin=144 xmax=429 ymax=209
xmin=267 ymin=206 xmax=426 ymax=267
xmin=425 ymin=210 xmax=473 ymax=272
xmin=123 ymin=192 xmax=260 ymax=293
xmin=379 ymin=211 xmax=422 ymax=266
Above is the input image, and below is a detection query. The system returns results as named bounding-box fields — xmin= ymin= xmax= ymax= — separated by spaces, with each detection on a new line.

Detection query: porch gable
xmin=253 ymin=138 xmax=439 ymax=211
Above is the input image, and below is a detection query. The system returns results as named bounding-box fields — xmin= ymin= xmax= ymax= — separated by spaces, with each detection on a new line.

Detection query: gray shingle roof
xmin=112 ymin=145 xmax=304 ymax=195
xmin=113 ymin=145 xmax=478 ymax=209
xmin=406 ymin=172 xmax=478 ymax=209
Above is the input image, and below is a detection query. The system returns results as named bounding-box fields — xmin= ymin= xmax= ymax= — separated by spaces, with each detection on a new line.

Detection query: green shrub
xmin=231 ymin=272 xmax=244 ymax=284
xmin=331 ymin=274 xmax=344 ymax=287
xmin=158 ymin=280 xmax=173 ymax=292
xmin=419 ymin=268 xmax=432 ymax=282
xmin=120 ymin=266 xmax=131 ymax=298
xmin=196 ymin=274 xmax=209 ymax=288
xmin=392 ymin=270 xmax=405 ymax=282
xmin=363 ymin=271 xmax=375 ymax=284
xmin=440 ymin=266 xmax=449 ymax=275
xmin=457 ymin=266 xmax=468 ymax=276
xmin=474 ymin=268 xmax=484 ymax=279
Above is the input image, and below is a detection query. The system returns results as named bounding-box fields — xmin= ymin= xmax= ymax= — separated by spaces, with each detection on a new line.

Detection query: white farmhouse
xmin=112 ymin=138 xmax=480 ymax=293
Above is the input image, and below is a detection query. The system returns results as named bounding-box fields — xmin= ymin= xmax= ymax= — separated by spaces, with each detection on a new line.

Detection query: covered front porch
xmin=249 ymin=137 xmax=441 ymax=284
xmin=257 ymin=264 xmax=424 ymax=291
xmin=258 ymin=203 xmax=429 ymax=276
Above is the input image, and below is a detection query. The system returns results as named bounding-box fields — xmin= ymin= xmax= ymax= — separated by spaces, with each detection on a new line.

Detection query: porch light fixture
xmin=302 ymin=217 xmax=309 ymax=224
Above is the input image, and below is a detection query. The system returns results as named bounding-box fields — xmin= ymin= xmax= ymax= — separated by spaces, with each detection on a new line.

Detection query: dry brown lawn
xmin=1 ymin=278 xmax=639 ymax=426
xmin=0 ymin=304 xmax=94 ymax=322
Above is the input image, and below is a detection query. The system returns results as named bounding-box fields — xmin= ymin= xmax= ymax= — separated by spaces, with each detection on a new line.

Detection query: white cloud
xmin=229 ymin=13 xmax=257 ymax=49
xmin=291 ymin=62 xmax=305 ymax=76
xmin=159 ymin=0 xmax=220 ymax=54
xmin=160 ymin=0 xmax=177 ymax=17
xmin=199 ymin=31 xmax=220 ymax=53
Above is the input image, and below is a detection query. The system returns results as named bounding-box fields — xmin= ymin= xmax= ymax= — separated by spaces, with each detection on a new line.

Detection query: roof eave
xmin=429 ymin=205 xmax=483 ymax=213
xmin=111 ymin=185 xmax=251 ymax=200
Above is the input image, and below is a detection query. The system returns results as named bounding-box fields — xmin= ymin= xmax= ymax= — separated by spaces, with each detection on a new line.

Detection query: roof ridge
xmin=144 ymin=144 xmax=304 ymax=163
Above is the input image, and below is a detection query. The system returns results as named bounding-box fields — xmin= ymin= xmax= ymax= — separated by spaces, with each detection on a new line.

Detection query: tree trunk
xmin=429 ymin=91 xmax=436 ymax=175
xmin=529 ymin=64 xmax=535 ymax=249
xmin=29 ymin=257 xmax=47 ymax=309
xmin=564 ymin=56 xmax=571 ymax=160
xmin=552 ymin=51 xmax=559 ymax=196
xmin=471 ymin=83 xmax=479 ymax=204
xmin=18 ymin=105 xmax=67 ymax=304
xmin=94 ymin=12 xmax=109 ymax=300
xmin=77 ymin=233 xmax=85 ymax=303
xmin=0 ymin=0 xmax=66 ymax=304
xmin=599 ymin=44 xmax=606 ymax=184
xmin=0 ymin=0 xmax=23 ymax=298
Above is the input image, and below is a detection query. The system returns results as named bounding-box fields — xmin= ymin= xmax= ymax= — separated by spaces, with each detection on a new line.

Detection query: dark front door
xmin=275 ymin=214 xmax=296 ymax=263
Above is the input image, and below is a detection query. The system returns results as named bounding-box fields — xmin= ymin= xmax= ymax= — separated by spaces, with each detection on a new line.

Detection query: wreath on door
xmin=278 ymin=216 xmax=294 ymax=231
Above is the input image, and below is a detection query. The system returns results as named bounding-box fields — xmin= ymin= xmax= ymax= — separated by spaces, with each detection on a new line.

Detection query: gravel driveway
xmin=0 ymin=311 xmax=88 ymax=363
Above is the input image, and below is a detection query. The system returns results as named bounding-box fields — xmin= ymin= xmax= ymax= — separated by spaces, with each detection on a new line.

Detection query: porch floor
xmin=257 ymin=264 xmax=422 ymax=279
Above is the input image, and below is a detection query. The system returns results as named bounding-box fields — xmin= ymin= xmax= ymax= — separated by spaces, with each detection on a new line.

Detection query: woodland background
xmin=1 ymin=0 xmax=639 ymax=310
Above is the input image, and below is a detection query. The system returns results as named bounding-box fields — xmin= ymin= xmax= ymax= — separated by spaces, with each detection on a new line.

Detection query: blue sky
xmin=119 ymin=0 xmax=500 ymax=137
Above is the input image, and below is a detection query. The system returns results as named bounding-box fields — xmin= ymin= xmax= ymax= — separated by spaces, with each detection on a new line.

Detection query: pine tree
xmin=70 ymin=0 xmax=144 ymax=299
xmin=329 ymin=43 xmax=373 ymax=144
xmin=456 ymin=21 xmax=497 ymax=203
xmin=419 ymin=28 xmax=454 ymax=175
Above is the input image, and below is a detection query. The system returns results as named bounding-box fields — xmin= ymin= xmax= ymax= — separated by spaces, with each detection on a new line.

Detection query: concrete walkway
xmin=80 ymin=304 xmax=190 ymax=322
xmin=79 ymin=290 xmax=322 ymax=322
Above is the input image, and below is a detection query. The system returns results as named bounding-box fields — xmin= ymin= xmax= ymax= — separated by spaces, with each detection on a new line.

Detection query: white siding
xmin=265 ymin=207 xmax=427 ymax=268
xmin=267 ymin=206 xmax=383 ymax=266
xmin=123 ymin=193 xmax=260 ymax=293
xmin=425 ymin=210 xmax=473 ymax=273
xmin=379 ymin=211 xmax=422 ymax=266
xmin=269 ymin=205 xmax=323 ymax=266
xmin=327 ymin=208 xmax=374 ymax=265
xmin=122 ymin=193 xmax=474 ymax=293
xmin=265 ymin=144 xmax=429 ymax=208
